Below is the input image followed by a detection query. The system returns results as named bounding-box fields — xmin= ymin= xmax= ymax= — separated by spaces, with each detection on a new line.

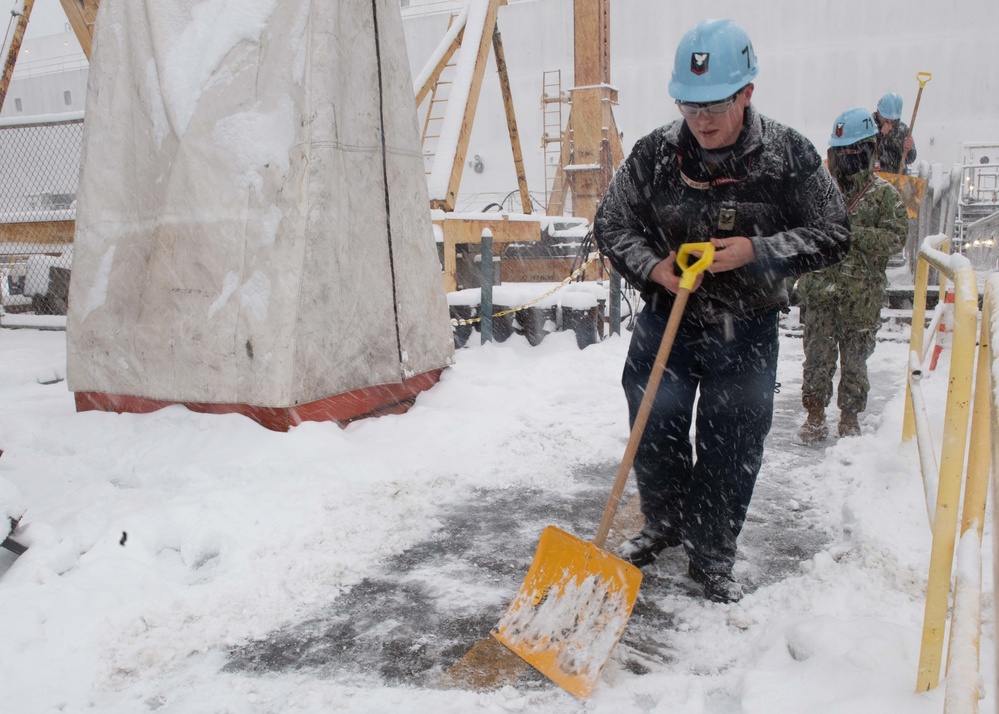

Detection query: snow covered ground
xmin=0 ymin=317 xmax=993 ymax=713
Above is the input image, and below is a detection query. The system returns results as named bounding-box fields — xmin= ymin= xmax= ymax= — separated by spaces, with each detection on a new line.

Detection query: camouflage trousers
xmin=800 ymin=295 xmax=882 ymax=414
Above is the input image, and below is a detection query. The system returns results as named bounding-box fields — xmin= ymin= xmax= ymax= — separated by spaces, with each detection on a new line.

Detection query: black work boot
xmin=688 ymin=563 xmax=744 ymax=603
xmin=838 ymin=411 xmax=861 ymax=437
xmin=798 ymin=396 xmax=828 ymax=443
xmin=616 ymin=527 xmax=682 ymax=568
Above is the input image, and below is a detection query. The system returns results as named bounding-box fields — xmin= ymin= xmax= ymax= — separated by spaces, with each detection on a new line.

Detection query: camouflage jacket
xmin=875 ymin=120 xmax=917 ymax=174
xmin=593 ymin=106 xmax=851 ymax=323
xmin=797 ymin=165 xmax=907 ymax=304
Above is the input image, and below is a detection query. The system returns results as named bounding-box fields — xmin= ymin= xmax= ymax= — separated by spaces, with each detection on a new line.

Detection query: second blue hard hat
xmin=829 ymin=107 xmax=879 ymax=147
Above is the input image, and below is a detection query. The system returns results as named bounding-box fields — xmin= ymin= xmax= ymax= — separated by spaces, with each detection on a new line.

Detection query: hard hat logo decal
xmin=835 ymin=122 xmax=845 ymax=138
xmin=690 ymin=52 xmax=710 ymax=75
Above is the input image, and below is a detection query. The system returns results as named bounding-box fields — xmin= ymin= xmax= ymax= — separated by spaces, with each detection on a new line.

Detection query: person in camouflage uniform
xmin=873 ymin=92 xmax=916 ymax=174
xmin=796 ymin=108 xmax=907 ymax=441
xmin=593 ymin=20 xmax=850 ymax=603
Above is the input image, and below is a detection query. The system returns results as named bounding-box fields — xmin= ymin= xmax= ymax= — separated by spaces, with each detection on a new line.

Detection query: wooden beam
xmin=0 ymin=221 xmax=75 ymax=245
xmin=491 ymin=25 xmax=531 ymax=214
xmin=415 ymin=29 xmax=463 ymax=107
xmin=58 ymin=0 xmax=100 ymax=61
xmin=501 ymin=257 xmax=602 ymax=284
xmin=563 ymin=86 xmax=618 ymax=222
xmin=435 ymin=215 xmax=541 ymax=292
xmin=606 ymin=110 xmax=625 ymax=167
xmin=573 ymin=0 xmax=609 ymax=86
xmin=431 ymin=0 xmax=502 ymax=212
xmin=0 ymin=0 xmax=34 ymax=114
xmin=545 ymin=137 xmax=571 ymax=217
xmin=561 ymin=0 xmax=619 ymax=224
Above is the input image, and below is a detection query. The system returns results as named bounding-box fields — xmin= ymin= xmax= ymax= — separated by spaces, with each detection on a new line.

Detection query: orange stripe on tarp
xmin=74 ymin=368 xmax=446 ymax=432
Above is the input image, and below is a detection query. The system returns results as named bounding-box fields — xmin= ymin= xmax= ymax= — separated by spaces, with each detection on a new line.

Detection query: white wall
xmin=7 ymin=1 xmax=997 ymax=208
xmin=0 ymin=31 xmax=88 ymax=119
xmin=403 ymin=0 xmax=999 ymax=210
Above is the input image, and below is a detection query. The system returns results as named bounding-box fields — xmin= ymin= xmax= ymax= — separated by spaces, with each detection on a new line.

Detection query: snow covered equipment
xmin=2 ymin=516 xmax=26 ymax=557
xmin=492 ymin=243 xmax=715 ymax=699
xmin=65 ymin=1 xmax=454 ymax=431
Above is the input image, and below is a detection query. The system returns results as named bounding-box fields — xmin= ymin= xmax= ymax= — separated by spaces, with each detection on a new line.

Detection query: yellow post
xmin=963 ymin=293 xmax=993 ymax=541
xmin=938 ymin=282 xmax=994 ymax=711
xmin=989 ymin=279 xmax=999 ymax=714
xmin=915 ymin=255 xmax=980 ymax=692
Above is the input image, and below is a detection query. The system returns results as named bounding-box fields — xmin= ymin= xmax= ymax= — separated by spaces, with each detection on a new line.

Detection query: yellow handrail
xmin=909 ymin=235 xmax=981 ymax=696
xmin=942 ymin=276 xmax=997 ymax=713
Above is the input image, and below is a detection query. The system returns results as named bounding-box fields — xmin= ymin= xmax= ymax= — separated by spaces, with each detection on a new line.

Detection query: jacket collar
xmin=836 ymin=166 xmax=877 ymax=203
xmin=663 ymin=105 xmax=764 ymax=187
xmin=664 ymin=104 xmax=764 ymax=161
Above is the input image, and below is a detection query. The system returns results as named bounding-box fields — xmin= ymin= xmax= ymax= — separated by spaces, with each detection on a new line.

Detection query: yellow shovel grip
xmin=676 ymin=242 xmax=715 ymax=291
xmin=916 ymin=71 xmax=932 ymax=88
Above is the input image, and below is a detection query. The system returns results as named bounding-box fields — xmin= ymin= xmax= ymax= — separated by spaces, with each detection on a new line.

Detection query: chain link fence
xmin=0 ymin=116 xmax=82 ymax=316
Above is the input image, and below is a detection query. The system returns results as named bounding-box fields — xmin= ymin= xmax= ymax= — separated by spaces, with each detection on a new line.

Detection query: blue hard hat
xmin=668 ymin=19 xmax=759 ymax=103
xmin=877 ymin=92 xmax=903 ymax=120
xmin=829 ymin=107 xmax=879 ymax=147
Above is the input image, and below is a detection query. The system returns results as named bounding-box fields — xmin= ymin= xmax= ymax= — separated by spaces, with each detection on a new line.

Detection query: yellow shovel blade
xmin=491 ymin=525 xmax=643 ymax=699
xmin=877 ymin=171 xmax=927 ymax=219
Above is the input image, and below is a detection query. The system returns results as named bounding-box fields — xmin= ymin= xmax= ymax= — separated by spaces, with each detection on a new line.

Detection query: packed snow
xmin=0 ymin=318 xmax=994 ymax=712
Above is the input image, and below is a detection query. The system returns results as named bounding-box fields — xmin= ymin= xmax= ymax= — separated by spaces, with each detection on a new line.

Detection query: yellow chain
xmin=450 ymin=252 xmax=601 ymax=326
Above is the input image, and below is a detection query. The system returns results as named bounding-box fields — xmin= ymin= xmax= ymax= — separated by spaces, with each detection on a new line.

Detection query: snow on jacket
xmin=594 ymin=106 xmax=851 ymax=323
xmin=796 ymin=163 xmax=907 ymax=306
xmin=875 ymin=120 xmax=917 ymax=174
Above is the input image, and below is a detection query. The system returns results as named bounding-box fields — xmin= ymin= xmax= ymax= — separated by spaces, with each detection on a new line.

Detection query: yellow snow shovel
xmin=491 ymin=242 xmax=715 ymax=699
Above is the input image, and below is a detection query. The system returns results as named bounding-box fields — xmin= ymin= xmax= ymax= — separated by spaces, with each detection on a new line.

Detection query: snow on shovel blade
xmin=491 ymin=525 xmax=642 ymax=699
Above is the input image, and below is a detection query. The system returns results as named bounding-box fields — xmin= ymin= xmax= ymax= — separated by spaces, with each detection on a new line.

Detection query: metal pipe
xmin=609 ymin=269 xmax=621 ymax=335
xmin=480 ymin=228 xmax=494 ymax=344
xmin=903 ymin=232 xmax=949 ymax=441
xmin=907 ymin=351 xmax=938 ymax=527
xmin=920 ymin=303 xmax=945 ymax=371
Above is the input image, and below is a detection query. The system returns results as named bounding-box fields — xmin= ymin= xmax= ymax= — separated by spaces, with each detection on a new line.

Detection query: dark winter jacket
xmin=875 ymin=120 xmax=917 ymax=174
xmin=797 ymin=162 xmax=907 ymax=307
xmin=593 ymin=106 xmax=851 ymax=323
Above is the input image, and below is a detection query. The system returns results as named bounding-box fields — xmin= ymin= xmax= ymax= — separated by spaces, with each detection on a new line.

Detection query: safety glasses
xmin=675 ymin=90 xmax=742 ymax=118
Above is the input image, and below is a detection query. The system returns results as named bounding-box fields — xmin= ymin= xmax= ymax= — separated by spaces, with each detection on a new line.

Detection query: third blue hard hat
xmin=668 ymin=19 xmax=759 ymax=103
xmin=877 ymin=92 xmax=903 ymax=120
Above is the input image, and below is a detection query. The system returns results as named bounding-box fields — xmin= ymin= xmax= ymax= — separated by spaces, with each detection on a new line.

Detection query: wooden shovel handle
xmin=898 ymin=71 xmax=932 ymax=173
xmin=593 ymin=243 xmax=714 ymax=548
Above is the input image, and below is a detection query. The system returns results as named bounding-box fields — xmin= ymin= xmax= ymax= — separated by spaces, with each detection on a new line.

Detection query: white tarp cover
xmin=66 ymin=0 xmax=453 ymax=407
